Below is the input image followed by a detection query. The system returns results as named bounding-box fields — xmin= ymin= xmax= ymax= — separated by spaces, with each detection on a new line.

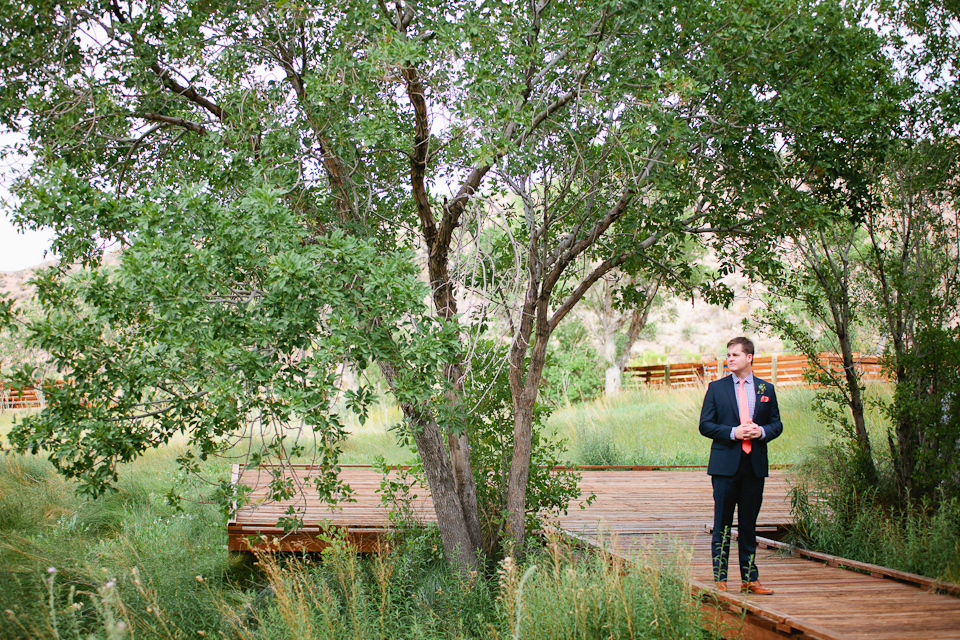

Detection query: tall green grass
xmin=5 ymin=526 xmax=706 ymax=640
xmin=1 ymin=402 xmax=708 ymax=640
xmin=1 ymin=383 xmax=884 ymax=471
xmin=506 ymin=540 xmax=704 ymax=640
xmin=0 ymin=449 xmax=243 ymax=640
xmin=790 ymin=449 xmax=960 ymax=584
xmin=0 ymin=449 xmax=706 ymax=640
xmin=338 ymin=403 xmax=410 ymax=464
xmin=549 ymin=384 xmax=892 ymax=466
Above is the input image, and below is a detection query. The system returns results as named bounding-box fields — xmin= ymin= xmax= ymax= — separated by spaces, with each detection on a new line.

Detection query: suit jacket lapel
xmin=726 ymin=375 xmax=739 ymax=419
xmin=752 ymin=377 xmax=764 ymax=421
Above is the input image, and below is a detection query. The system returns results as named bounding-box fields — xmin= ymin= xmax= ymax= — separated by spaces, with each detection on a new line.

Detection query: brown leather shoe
xmin=741 ymin=581 xmax=774 ymax=595
xmin=715 ymin=581 xmax=727 ymax=592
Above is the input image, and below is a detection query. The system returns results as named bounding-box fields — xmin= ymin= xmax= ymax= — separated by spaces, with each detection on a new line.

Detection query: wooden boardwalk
xmin=229 ymin=466 xmax=960 ymax=639
xmin=557 ymin=470 xmax=960 ymax=639
xmin=228 ymin=465 xmax=437 ymax=552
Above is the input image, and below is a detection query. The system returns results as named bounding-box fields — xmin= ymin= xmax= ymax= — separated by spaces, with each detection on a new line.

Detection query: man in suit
xmin=699 ymin=336 xmax=783 ymax=594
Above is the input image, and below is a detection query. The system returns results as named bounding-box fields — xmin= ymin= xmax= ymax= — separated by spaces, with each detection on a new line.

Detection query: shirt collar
xmin=731 ymin=372 xmax=754 ymax=385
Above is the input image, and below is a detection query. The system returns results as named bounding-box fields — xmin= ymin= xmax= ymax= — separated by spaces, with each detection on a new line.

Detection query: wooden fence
xmin=624 ymin=353 xmax=886 ymax=389
xmin=2 ymin=355 xmax=887 ymax=409
xmin=0 ymin=380 xmax=64 ymax=412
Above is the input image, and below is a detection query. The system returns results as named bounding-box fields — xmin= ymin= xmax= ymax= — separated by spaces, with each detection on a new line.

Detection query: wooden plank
xmin=554 ymin=470 xmax=960 ymax=639
xmin=753 ymin=535 xmax=960 ymax=597
xmin=691 ymin=578 xmax=850 ymax=640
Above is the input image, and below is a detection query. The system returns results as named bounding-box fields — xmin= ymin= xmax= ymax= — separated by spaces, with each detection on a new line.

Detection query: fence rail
xmin=2 ymin=355 xmax=887 ymax=409
xmin=0 ymin=380 xmax=64 ymax=412
xmin=624 ymin=353 xmax=886 ymax=389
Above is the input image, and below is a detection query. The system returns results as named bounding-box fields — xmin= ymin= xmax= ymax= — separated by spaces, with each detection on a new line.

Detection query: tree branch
xmin=548 ymin=230 xmax=659 ymax=331
xmin=107 ymin=0 xmax=227 ymax=127
xmin=439 ymin=8 xmax=609 ymax=256
xmin=272 ymin=37 xmax=356 ymax=222
xmin=401 ymin=60 xmax=437 ymax=245
xmin=149 ymin=62 xmax=225 ymax=121
xmin=543 ymin=186 xmax=636 ymax=290
xmin=141 ymin=113 xmax=207 ymax=135
xmin=615 ymin=275 xmax=663 ymax=372
xmin=550 ymin=252 xmax=632 ymax=331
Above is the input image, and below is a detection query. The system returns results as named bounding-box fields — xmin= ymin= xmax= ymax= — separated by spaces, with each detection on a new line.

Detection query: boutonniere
xmin=757 ymin=383 xmax=767 ymax=395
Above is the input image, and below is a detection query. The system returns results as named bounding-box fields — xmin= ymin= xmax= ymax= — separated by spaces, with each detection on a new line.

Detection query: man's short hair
xmin=727 ymin=336 xmax=755 ymax=356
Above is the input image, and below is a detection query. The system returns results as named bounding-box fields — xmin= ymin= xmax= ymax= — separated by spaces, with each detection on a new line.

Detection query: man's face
xmin=727 ymin=344 xmax=753 ymax=376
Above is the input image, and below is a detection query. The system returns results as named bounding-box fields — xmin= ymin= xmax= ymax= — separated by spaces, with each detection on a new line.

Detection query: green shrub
xmin=790 ymin=446 xmax=960 ymax=583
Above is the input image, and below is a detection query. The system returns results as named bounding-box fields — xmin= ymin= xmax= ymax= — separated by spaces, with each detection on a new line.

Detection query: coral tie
xmin=737 ymin=379 xmax=752 ymax=454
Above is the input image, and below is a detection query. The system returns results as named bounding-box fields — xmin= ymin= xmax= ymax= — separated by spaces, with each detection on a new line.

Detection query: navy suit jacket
xmin=699 ymin=375 xmax=783 ymax=477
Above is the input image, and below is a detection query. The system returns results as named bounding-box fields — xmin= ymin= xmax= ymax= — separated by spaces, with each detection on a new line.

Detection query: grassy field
xmin=333 ymin=383 xmax=895 ymax=468
xmin=550 ymin=383 xmax=892 ymax=466
xmin=338 ymin=403 xmax=410 ymax=464
xmin=3 ymin=383 xmax=894 ymax=468
xmin=0 ymin=437 xmax=705 ymax=640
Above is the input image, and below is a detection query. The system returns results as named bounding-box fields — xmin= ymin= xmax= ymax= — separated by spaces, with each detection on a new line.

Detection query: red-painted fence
xmin=624 ymin=353 xmax=886 ymax=389
xmin=1 ymin=354 xmax=887 ymax=409
xmin=0 ymin=380 xmax=65 ymax=411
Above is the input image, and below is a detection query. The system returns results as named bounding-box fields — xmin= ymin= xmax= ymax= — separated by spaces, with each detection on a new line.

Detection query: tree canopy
xmin=0 ymin=0 xmax=905 ymax=570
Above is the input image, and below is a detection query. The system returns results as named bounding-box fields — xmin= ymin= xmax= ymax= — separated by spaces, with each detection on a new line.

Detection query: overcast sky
xmin=0 ymin=210 xmax=54 ymax=272
xmin=0 ymin=129 xmax=56 ymax=272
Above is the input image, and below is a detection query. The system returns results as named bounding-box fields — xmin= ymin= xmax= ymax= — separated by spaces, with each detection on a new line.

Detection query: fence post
xmin=771 ymin=355 xmax=778 ymax=385
xmin=664 ymin=364 xmax=671 ymax=388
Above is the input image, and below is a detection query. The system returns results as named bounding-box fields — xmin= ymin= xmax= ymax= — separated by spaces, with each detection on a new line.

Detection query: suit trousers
xmin=711 ymin=451 xmax=765 ymax=582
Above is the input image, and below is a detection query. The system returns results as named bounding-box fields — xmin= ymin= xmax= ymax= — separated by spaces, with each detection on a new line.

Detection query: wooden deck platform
xmin=228 ymin=465 xmax=437 ymax=552
xmin=229 ymin=466 xmax=960 ymax=639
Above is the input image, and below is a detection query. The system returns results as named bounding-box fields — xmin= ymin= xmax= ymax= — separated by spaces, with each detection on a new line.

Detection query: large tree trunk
xmin=443 ymin=363 xmax=482 ymax=552
xmin=378 ymin=361 xmax=479 ymax=574
xmin=504 ymin=383 xmax=537 ymax=557
xmin=868 ymin=220 xmax=918 ymax=501
xmin=401 ymin=47 xmax=484 ymax=556
xmin=412 ymin=420 xmax=479 ymax=573
xmin=836 ymin=322 xmax=879 ymax=487
xmin=892 ymin=348 xmax=918 ymax=500
xmin=604 ymin=365 xmax=623 ymax=398
xmin=807 ymin=230 xmax=879 ymax=486
xmin=504 ymin=292 xmax=553 ymax=557
xmin=427 ymin=256 xmax=482 ymax=552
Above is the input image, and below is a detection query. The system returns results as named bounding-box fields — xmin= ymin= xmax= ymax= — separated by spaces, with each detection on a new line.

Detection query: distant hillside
xmin=0 ymin=253 xmax=123 ymax=307
xmin=634 ymin=270 xmax=785 ymax=361
xmin=0 ymin=253 xmax=784 ymax=366
xmin=0 ymin=260 xmax=52 ymax=305
xmin=0 ymin=261 xmax=50 ymax=372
